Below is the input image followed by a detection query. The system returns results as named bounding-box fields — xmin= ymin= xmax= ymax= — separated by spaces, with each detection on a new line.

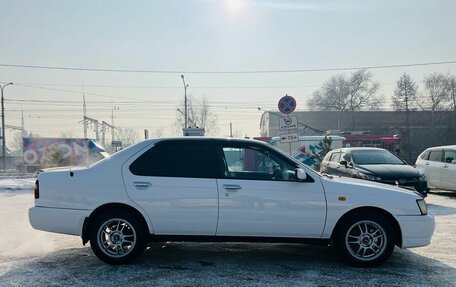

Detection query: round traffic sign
xmin=278 ymin=94 xmax=297 ymax=114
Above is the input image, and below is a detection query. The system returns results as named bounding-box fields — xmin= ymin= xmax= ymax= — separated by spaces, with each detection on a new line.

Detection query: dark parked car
xmin=321 ymin=147 xmax=428 ymax=196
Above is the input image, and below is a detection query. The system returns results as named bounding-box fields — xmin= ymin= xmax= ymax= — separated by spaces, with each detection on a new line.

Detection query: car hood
xmin=322 ymin=175 xmax=422 ymax=198
xmin=355 ymin=164 xmax=420 ymax=179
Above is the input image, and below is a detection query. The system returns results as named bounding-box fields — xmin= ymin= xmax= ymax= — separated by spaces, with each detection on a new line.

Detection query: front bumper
xmin=396 ymin=214 xmax=435 ymax=248
xmin=29 ymin=206 xmax=91 ymax=236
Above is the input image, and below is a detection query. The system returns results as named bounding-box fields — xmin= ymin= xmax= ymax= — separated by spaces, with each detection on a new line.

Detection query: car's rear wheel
xmin=89 ymin=210 xmax=147 ymax=264
xmin=334 ymin=212 xmax=395 ymax=267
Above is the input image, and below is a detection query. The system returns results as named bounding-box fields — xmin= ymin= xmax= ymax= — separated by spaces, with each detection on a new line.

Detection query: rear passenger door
xmin=122 ymin=140 xmax=219 ymax=235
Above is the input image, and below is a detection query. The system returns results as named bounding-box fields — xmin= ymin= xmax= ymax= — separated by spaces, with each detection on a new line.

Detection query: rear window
xmin=322 ymin=152 xmax=332 ymax=162
xmin=129 ymin=141 xmax=215 ymax=178
xmin=330 ymin=152 xmax=341 ymax=162
xmin=428 ymin=150 xmax=443 ymax=162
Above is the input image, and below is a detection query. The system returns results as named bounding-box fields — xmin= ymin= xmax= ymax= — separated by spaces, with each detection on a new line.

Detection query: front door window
xmin=222 ymin=147 xmax=297 ymax=181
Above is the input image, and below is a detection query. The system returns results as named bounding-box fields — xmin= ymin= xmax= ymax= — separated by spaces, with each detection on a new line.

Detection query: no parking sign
xmin=278 ymin=94 xmax=296 ymax=114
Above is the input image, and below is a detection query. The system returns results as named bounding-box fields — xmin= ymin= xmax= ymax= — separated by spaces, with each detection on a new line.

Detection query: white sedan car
xmin=415 ymin=145 xmax=456 ymax=191
xmin=29 ymin=138 xmax=434 ymax=266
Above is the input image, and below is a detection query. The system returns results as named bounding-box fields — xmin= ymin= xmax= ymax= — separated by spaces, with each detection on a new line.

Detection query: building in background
xmin=260 ymin=111 xmax=456 ymax=163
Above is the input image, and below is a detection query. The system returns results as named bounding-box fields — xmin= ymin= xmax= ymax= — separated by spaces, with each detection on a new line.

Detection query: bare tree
xmin=307 ymin=70 xmax=381 ymax=130
xmin=449 ymin=75 xmax=456 ymax=113
xmin=8 ymin=131 xmax=37 ymax=152
xmin=418 ymin=73 xmax=451 ymax=112
xmin=175 ymin=96 xmax=218 ymax=135
xmin=115 ymin=127 xmax=140 ymax=147
xmin=392 ymin=73 xmax=418 ymax=111
xmin=150 ymin=127 xmax=165 ymax=138
xmin=59 ymin=130 xmax=77 ymax=138
xmin=417 ymin=73 xmax=452 ymax=144
xmin=392 ymin=73 xmax=418 ymax=161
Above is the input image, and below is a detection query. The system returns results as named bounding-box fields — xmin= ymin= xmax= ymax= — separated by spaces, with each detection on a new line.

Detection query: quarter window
xmin=420 ymin=150 xmax=430 ymax=160
xmin=221 ymin=146 xmax=297 ymax=181
xmin=428 ymin=150 xmax=443 ymax=162
xmin=129 ymin=141 xmax=215 ymax=178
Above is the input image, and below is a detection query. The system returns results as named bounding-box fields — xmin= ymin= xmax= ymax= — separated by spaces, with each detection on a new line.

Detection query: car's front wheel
xmin=89 ymin=210 xmax=147 ymax=264
xmin=334 ymin=212 xmax=395 ymax=267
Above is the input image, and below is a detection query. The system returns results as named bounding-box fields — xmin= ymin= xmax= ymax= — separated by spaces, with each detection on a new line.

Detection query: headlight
xmin=416 ymin=199 xmax=428 ymax=215
xmin=358 ymin=172 xmax=382 ymax=181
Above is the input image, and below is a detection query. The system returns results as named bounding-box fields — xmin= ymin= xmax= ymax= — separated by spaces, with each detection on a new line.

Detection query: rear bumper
xmin=29 ymin=206 xmax=91 ymax=236
xmin=396 ymin=214 xmax=435 ymax=248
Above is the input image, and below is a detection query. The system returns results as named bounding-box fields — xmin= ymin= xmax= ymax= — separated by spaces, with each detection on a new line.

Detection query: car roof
xmin=424 ymin=145 xmax=456 ymax=150
xmin=330 ymin=147 xmax=388 ymax=152
xmin=145 ymin=137 xmax=269 ymax=145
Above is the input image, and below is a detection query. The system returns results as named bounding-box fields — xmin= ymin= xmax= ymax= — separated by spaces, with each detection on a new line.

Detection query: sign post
xmin=277 ymin=94 xmax=298 ymax=155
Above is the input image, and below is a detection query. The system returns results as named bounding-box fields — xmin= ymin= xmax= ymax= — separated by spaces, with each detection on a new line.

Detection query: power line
xmin=1 ymin=60 xmax=455 ymax=74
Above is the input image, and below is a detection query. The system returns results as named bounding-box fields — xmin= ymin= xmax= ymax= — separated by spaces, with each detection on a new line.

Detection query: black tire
xmin=334 ymin=211 xmax=395 ymax=267
xmin=89 ymin=209 xmax=147 ymax=264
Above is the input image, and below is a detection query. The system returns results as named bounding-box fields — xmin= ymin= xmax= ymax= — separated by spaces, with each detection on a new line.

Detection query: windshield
xmin=351 ymin=150 xmax=404 ymax=165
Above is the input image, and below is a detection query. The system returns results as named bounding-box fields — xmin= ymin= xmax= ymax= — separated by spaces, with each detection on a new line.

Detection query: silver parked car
xmin=415 ymin=145 xmax=456 ymax=192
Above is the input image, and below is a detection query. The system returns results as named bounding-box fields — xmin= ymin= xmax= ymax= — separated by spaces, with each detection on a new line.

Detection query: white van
xmin=415 ymin=145 xmax=456 ymax=191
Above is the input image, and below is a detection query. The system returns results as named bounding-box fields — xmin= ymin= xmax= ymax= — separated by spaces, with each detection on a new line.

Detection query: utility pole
xmin=181 ymin=75 xmax=189 ymax=128
xmin=82 ymin=85 xmax=87 ymax=139
xmin=230 ymin=123 xmax=233 ymax=137
xmin=80 ymin=116 xmax=100 ymax=141
xmin=101 ymin=121 xmax=115 ymax=147
xmin=404 ymin=76 xmax=410 ymax=161
xmin=1 ymin=82 xmax=13 ymax=171
xmin=21 ymin=109 xmax=26 ymax=137
xmin=111 ymin=107 xmax=119 ymax=142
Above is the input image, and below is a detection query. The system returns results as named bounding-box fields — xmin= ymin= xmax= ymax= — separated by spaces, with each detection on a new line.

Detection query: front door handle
xmin=425 ymin=162 xmax=430 ymax=166
xmin=133 ymin=181 xmax=152 ymax=188
xmin=443 ymin=164 xmax=449 ymax=168
xmin=223 ymin=184 xmax=241 ymax=190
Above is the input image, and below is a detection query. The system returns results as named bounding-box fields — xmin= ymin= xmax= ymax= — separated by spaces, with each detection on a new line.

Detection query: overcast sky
xmin=1 ymin=0 xmax=455 ymax=145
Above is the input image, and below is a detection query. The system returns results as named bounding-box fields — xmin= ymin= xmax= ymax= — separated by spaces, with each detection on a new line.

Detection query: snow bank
xmin=0 ymin=175 xmax=36 ymax=193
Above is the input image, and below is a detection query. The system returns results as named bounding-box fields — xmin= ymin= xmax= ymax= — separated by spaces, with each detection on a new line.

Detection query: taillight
xmin=34 ymin=180 xmax=39 ymax=199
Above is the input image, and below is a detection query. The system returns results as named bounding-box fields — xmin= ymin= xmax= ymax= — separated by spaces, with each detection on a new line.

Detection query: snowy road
xmin=0 ymin=176 xmax=455 ymax=286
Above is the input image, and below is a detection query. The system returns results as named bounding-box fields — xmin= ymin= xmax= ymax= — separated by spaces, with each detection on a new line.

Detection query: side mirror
xmin=452 ymin=160 xmax=456 ymax=164
xmin=340 ymin=160 xmax=348 ymax=168
xmin=296 ymin=168 xmax=307 ymax=180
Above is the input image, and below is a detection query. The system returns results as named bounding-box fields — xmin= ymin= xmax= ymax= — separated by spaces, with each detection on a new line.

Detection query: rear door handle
xmin=133 ymin=181 xmax=152 ymax=188
xmin=223 ymin=184 xmax=241 ymax=191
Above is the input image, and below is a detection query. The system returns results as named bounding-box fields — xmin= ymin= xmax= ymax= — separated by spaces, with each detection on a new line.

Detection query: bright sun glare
xmin=225 ymin=0 xmax=247 ymax=15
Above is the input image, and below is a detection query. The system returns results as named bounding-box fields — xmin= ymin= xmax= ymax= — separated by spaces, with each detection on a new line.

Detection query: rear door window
xmin=428 ymin=150 xmax=443 ymax=162
xmin=444 ymin=149 xmax=456 ymax=163
xmin=129 ymin=141 xmax=216 ymax=178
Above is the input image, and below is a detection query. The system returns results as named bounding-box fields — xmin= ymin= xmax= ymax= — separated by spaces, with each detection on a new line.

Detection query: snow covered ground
xmin=0 ymin=175 xmax=455 ymax=286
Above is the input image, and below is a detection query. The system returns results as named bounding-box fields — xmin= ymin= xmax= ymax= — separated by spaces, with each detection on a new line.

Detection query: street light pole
xmin=181 ymin=75 xmax=189 ymax=128
xmin=1 ymin=82 xmax=13 ymax=172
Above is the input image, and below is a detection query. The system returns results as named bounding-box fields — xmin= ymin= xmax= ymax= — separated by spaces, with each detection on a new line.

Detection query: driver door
xmin=215 ymin=142 xmax=327 ymax=238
